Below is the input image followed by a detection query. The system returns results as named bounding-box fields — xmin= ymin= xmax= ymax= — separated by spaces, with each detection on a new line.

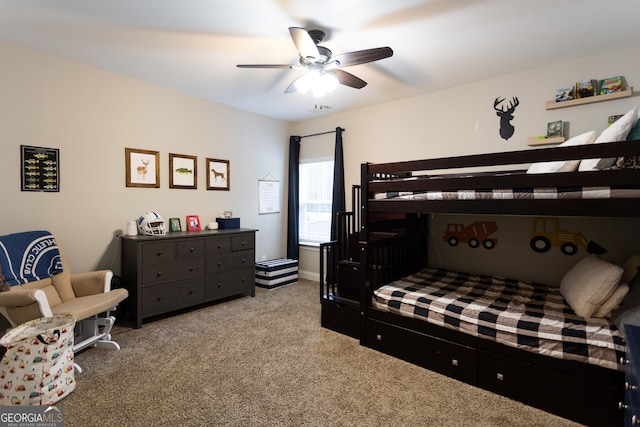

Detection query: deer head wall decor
xmin=494 ymin=97 xmax=519 ymax=140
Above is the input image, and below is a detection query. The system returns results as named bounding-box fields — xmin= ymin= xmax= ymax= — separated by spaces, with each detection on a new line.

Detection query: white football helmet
xmin=137 ymin=212 xmax=166 ymax=236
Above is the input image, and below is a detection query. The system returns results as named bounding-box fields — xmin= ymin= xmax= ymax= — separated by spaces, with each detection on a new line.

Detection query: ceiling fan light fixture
xmin=296 ymin=70 xmax=338 ymax=97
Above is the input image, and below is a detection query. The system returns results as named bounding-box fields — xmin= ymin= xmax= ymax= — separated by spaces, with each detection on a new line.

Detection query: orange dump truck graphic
xmin=443 ymin=221 xmax=498 ymax=249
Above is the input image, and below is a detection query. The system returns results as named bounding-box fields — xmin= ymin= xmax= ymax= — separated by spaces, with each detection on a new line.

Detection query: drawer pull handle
xmin=451 ymin=359 xmax=458 ymax=367
xmin=626 ymin=382 xmax=638 ymax=391
xmin=156 ymin=296 xmax=162 ymax=302
xmin=241 ymin=258 xmax=246 ymax=263
xmin=217 ymin=245 xmax=222 ymax=249
xmin=190 ymin=266 xmax=195 ymax=272
xmin=157 ymin=250 xmax=163 ymax=256
xmin=242 ymin=241 xmax=246 ymax=246
xmin=376 ymin=334 xmax=382 ymax=341
xmin=189 ymin=289 xmax=194 ymax=294
xmin=496 ymin=373 xmax=504 ymax=381
xmin=217 ymin=262 xmax=222 ymax=267
xmin=156 ymin=271 xmax=162 ymax=277
xmin=633 ymin=415 xmax=640 ymax=426
xmin=190 ymin=247 xmax=195 ymax=252
xmin=621 ymin=357 xmax=630 ymax=365
xmin=619 ymin=402 xmax=628 ymax=410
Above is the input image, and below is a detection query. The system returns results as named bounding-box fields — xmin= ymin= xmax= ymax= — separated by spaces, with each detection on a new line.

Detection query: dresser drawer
xmin=206 ymin=237 xmax=232 ymax=255
xmin=205 ymin=267 xmax=254 ymax=299
xmin=206 ymin=250 xmax=253 ymax=273
xmin=232 ymin=234 xmax=254 ymax=251
xmin=142 ymin=278 xmax=204 ymax=316
xmin=176 ymin=239 xmax=204 ymax=259
xmin=142 ymin=258 xmax=204 ymax=286
xmin=142 ymin=242 xmax=175 ymax=264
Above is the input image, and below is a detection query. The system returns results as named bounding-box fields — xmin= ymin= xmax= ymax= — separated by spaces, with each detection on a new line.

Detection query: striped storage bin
xmin=255 ymin=258 xmax=298 ymax=289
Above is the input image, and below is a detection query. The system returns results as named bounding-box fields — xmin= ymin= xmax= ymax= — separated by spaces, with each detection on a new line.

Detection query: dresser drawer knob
xmin=190 ymin=247 xmax=195 ymax=252
xmin=496 ymin=373 xmax=504 ymax=381
xmin=632 ymin=415 xmax=640 ymax=425
xmin=620 ymin=357 xmax=630 ymax=365
xmin=156 ymin=296 xmax=162 ymax=302
xmin=376 ymin=334 xmax=382 ymax=341
xmin=156 ymin=271 xmax=162 ymax=277
xmin=241 ymin=241 xmax=246 ymax=246
xmin=241 ymin=258 xmax=246 ymax=263
xmin=157 ymin=250 xmax=163 ymax=256
xmin=190 ymin=266 xmax=195 ymax=272
xmin=217 ymin=244 xmax=222 ymax=250
xmin=217 ymin=262 xmax=222 ymax=267
xmin=189 ymin=289 xmax=194 ymax=294
xmin=451 ymin=359 xmax=458 ymax=367
xmin=619 ymin=402 xmax=628 ymax=410
xmin=626 ymin=382 xmax=638 ymax=391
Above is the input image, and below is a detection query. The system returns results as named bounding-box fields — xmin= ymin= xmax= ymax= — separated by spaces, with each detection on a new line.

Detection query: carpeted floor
xmin=62 ymin=279 xmax=582 ymax=426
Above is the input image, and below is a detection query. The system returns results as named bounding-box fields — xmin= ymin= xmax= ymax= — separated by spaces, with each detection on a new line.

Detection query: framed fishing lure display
xmin=21 ymin=145 xmax=60 ymax=192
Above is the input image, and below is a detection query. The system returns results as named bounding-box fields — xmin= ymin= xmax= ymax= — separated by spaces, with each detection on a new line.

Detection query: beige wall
xmin=291 ymin=45 xmax=640 ymax=284
xmin=0 ymin=41 xmax=290 ymax=275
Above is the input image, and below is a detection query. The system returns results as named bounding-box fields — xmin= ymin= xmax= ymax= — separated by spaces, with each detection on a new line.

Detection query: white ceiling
xmin=1 ymin=0 xmax=639 ymax=122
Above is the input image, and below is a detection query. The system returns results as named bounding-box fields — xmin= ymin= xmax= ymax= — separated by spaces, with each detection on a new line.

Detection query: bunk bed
xmin=354 ymin=139 xmax=640 ymax=427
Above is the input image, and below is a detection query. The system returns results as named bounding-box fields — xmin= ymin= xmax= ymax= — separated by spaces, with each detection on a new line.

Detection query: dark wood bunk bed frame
xmin=320 ymin=140 xmax=640 ymax=427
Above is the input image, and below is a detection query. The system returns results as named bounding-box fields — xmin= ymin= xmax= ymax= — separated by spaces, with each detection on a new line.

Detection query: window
xmin=299 ymin=158 xmax=334 ymax=245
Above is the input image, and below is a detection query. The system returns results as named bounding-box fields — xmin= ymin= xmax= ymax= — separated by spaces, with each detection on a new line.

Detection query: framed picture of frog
xmin=169 ymin=153 xmax=197 ymax=189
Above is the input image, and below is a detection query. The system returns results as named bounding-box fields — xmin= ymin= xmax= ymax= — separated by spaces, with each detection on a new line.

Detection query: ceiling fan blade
xmin=289 ymin=27 xmax=320 ymax=61
xmin=236 ymin=64 xmax=293 ymax=69
xmin=334 ymin=69 xmax=367 ymax=89
xmin=332 ymin=47 xmax=393 ymax=68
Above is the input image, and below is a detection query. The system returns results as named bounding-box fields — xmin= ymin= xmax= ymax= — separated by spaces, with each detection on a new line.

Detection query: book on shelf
xmin=555 ymin=86 xmax=574 ymax=102
xmin=575 ymin=79 xmax=597 ymax=99
xmin=600 ymin=76 xmax=623 ymax=94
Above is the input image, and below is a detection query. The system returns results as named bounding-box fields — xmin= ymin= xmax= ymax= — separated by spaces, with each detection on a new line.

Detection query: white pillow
xmin=560 ymin=255 xmax=623 ymax=318
xmin=526 ymin=131 xmax=596 ymax=174
xmin=592 ymin=282 xmax=629 ymax=318
xmin=579 ymin=105 xmax=639 ymax=171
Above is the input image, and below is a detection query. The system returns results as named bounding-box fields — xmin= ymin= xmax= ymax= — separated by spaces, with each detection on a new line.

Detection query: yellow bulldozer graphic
xmin=530 ymin=217 xmax=606 ymax=255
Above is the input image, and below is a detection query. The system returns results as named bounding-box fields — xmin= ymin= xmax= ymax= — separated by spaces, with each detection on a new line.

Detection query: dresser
xmin=121 ymin=229 xmax=256 ymax=328
xmin=624 ymin=325 xmax=640 ymax=426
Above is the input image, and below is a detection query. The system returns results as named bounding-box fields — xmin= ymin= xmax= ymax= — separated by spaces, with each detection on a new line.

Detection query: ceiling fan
xmin=237 ymin=27 xmax=393 ymax=96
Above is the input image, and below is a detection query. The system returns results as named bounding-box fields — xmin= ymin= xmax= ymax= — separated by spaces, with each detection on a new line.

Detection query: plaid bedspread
xmin=374 ymin=186 xmax=640 ymax=201
xmin=372 ymin=267 xmax=626 ymax=371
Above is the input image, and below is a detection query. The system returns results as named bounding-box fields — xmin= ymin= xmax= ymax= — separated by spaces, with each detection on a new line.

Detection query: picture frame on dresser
xmin=125 ymin=148 xmax=160 ymax=188
xmin=169 ymin=217 xmax=182 ymax=232
xmin=169 ymin=153 xmax=197 ymax=189
xmin=186 ymin=215 xmax=201 ymax=231
xmin=206 ymin=158 xmax=230 ymax=191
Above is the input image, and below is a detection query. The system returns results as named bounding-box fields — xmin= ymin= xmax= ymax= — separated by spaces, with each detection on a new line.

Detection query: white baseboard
xmin=298 ymin=269 xmax=319 ymax=283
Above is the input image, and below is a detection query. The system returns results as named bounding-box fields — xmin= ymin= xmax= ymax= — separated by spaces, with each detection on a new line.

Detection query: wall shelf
xmin=545 ymin=87 xmax=633 ymax=110
xmin=527 ymin=136 xmax=565 ymax=146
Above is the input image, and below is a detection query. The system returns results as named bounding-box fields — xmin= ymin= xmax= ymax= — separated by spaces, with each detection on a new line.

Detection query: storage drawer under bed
xmin=366 ymin=318 xmax=477 ymax=385
xmin=477 ymin=350 xmax=623 ymax=427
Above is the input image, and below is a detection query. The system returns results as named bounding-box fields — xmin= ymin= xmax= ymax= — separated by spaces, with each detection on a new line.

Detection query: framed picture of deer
xmin=125 ymin=148 xmax=160 ymax=188
xmin=169 ymin=153 xmax=197 ymax=189
xmin=206 ymin=158 xmax=230 ymax=191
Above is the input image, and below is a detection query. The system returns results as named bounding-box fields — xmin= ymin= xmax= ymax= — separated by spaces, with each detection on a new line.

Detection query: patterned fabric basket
xmin=0 ymin=315 xmax=76 ymax=406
